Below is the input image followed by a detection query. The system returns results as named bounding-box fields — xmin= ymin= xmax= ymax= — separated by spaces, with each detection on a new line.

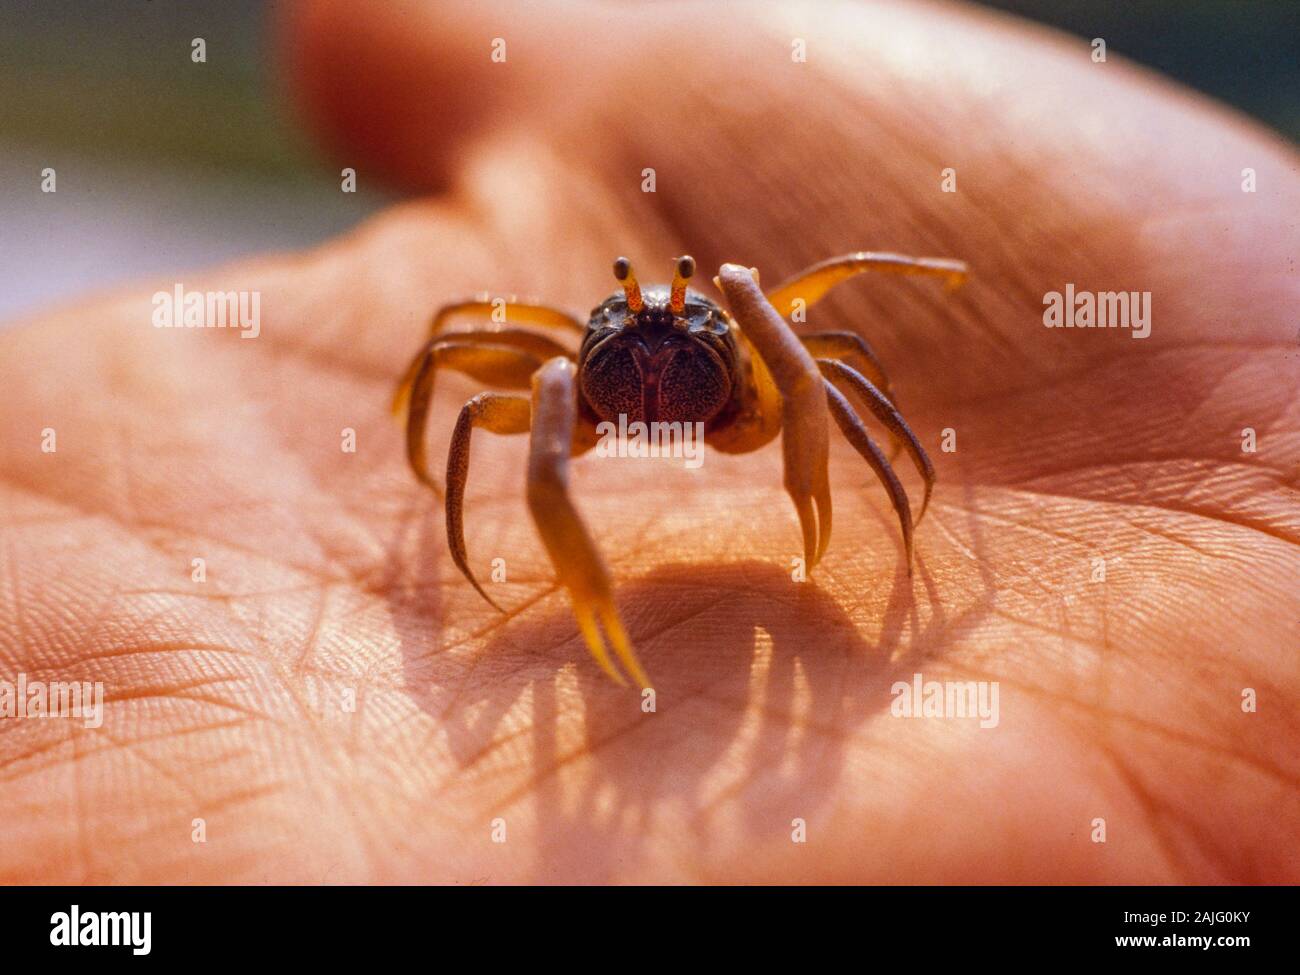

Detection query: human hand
xmin=1 ymin=0 xmax=1295 ymax=883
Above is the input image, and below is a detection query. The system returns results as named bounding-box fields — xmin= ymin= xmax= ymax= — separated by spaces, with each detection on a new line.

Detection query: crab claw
xmin=715 ymin=262 xmax=833 ymax=568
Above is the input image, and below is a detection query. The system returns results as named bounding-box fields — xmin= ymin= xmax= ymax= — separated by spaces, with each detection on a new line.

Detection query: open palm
xmin=0 ymin=0 xmax=1296 ymax=883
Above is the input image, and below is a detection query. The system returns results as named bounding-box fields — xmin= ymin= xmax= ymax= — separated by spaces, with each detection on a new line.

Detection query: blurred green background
xmin=1 ymin=0 xmax=1295 ymax=322
xmin=976 ymin=0 xmax=1299 ymax=136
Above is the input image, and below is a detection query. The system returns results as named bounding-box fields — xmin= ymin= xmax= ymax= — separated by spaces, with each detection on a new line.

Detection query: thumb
xmin=278 ymin=0 xmax=626 ymax=192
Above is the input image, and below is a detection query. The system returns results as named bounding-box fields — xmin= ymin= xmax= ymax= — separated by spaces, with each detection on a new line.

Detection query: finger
xmin=279 ymin=0 xmax=532 ymax=191
xmin=282 ymin=0 xmax=1298 ymax=399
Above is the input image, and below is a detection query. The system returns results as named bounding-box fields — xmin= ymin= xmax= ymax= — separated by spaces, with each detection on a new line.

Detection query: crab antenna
xmin=669 ymin=255 xmax=695 ymax=314
xmin=613 ymin=256 xmax=644 ymax=313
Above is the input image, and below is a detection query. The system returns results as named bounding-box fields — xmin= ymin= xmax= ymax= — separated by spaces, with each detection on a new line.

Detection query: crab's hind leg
xmin=401 ymin=342 xmax=551 ymax=493
xmin=444 ymin=392 xmax=533 ymax=610
xmin=764 ymin=251 xmax=968 ymax=321
xmin=715 ymin=263 xmax=833 ymax=568
xmin=799 ymin=331 xmax=893 ymax=400
xmin=800 ymin=331 xmax=910 ymax=460
xmin=817 ymin=358 xmax=935 ymax=524
xmin=526 ymin=357 xmax=649 ymax=689
xmin=393 ymin=327 xmax=574 ymax=418
xmin=428 ymin=297 xmax=586 ymax=340
xmin=822 ymin=379 xmax=915 ymax=569
xmin=395 ymin=298 xmax=582 ymax=414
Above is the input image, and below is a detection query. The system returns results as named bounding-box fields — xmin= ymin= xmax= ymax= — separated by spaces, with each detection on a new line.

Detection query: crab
xmin=393 ymin=251 xmax=968 ymax=688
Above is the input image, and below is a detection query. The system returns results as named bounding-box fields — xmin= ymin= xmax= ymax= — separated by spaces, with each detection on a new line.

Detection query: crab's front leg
xmin=527 ymin=357 xmax=650 ymax=689
xmin=763 ymin=251 xmax=968 ymax=321
xmin=715 ymin=263 xmax=833 ymax=569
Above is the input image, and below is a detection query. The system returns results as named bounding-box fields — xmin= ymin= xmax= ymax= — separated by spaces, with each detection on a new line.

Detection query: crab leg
xmin=527 ymin=357 xmax=650 ymax=689
xmin=817 ymin=358 xmax=935 ymax=524
xmin=444 ymin=393 xmax=533 ymax=609
xmin=822 ymin=380 xmax=915 ymax=569
xmin=393 ymin=328 xmax=573 ymax=417
xmin=429 ymin=297 xmax=586 ymax=338
xmin=715 ymin=263 xmax=833 ymax=568
xmin=403 ymin=342 xmax=545 ymax=493
xmin=798 ymin=331 xmax=892 ymax=399
xmin=765 ymin=251 xmax=968 ymax=321
xmin=801 ymin=331 xmax=907 ymax=460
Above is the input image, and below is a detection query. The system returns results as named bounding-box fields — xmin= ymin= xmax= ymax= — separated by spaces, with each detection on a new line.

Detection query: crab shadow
xmin=377 ymin=491 xmax=449 ymax=673
xmin=399 ymin=538 xmax=993 ymax=880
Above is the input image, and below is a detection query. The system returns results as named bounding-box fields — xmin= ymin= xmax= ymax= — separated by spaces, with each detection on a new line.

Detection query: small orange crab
xmin=394 ymin=252 xmax=967 ymax=687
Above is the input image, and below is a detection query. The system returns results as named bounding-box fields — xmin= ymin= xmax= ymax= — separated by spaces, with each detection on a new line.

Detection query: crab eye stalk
xmin=613 ymin=256 xmax=644 ymax=313
xmin=669 ymin=255 xmax=695 ymax=314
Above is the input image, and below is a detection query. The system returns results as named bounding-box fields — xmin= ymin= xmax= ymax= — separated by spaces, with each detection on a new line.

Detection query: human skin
xmin=0 ymin=0 xmax=1296 ymax=883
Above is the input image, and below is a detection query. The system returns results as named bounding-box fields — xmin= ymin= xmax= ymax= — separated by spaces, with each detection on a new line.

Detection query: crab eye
xmin=598 ymin=301 xmax=629 ymax=327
